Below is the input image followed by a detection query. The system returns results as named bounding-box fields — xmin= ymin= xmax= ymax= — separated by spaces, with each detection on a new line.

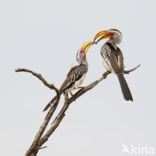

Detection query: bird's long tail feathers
xmin=43 ymin=96 xmax=57 ymax=111
xmin=117 ymin=73 xmax=133 ymax=101
xmin=43 ymin=90 xmax=64 ymax=112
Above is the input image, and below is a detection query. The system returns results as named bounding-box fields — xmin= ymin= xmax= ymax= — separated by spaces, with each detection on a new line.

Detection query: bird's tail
xmin=43 ymin=90 xmax=63 ymax=112
xmin=43 ymin=96 xmax=57 ymax=111
xmin=117 ymin=73 xmax=133 ymax=101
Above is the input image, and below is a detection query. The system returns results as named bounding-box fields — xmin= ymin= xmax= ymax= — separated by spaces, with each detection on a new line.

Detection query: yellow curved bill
xmin=82 ymin=41 xmax=94 ymax=53
xmin=94 ymin=30 xmax=110 ymax=44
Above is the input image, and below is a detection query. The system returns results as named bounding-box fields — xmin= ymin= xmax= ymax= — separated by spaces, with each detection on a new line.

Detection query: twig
xmin=15 ymin=68 xmax=58 ymax=91
xmin=124 ymin=64 xmax=141 ymax=74
xmin=37 ymin=146 xmax=47 ymax=150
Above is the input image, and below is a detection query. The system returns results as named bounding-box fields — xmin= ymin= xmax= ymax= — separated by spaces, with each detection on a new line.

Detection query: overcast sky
xmin=0 ymin=0 xmax=156 ymax=155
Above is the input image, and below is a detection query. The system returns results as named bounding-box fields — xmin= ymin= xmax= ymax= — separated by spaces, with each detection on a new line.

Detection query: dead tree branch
xmin=15 ymin=64 xmax=140 ymax=156
xmin=124 ymin=64 xmax=141 ymax=74
xmin=15 ymin=68 xmax=58 ymax=91
xmin=15 ymin=68 xmax=60 ymax=156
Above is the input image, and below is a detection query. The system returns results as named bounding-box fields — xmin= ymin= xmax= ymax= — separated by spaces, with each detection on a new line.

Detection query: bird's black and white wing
xmin=100 ymin=43 xmax=122 ymax=74
xmin=60 ymin=64 xmax=88 ymax=92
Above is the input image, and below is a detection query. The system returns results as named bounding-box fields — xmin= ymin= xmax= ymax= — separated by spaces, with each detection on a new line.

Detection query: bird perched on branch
xmin=94 ymin=29 xmax=133 ymax=101
xmin=43 ymin=41 xmax=94 ymax=111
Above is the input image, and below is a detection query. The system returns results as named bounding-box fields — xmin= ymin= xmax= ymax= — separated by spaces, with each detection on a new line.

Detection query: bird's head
xmin=76 ymin=41 xmax=94 ymax=63
xmin=94 ymin=29 xmax=122 ymax=45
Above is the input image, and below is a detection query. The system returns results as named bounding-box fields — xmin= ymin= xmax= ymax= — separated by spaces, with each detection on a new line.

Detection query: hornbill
xmin=93 ymin=29 xmax=133 ymax=101
xmin=43 ymin=41 xmax=94 ymax=111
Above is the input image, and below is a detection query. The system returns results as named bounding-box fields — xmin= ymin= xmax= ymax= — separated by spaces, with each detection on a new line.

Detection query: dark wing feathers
xmin=60 ymin=64 xmax=87 ymax=92
xmin=102 ymin=43 xmax=124 ymax=74
xmin=117 ymin=48 xmax=124 ymax=72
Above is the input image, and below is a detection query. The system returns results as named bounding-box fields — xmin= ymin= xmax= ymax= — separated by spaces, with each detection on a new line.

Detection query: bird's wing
xmin=59 ymin=64 xmax=87 ymax=92
xmin=109 ymin=54 xmax=122 ymax=74
xmin=117 ymin=47 xmax=124 ymax=72
xmin=101 ymin=44 xmax=122 ymax=74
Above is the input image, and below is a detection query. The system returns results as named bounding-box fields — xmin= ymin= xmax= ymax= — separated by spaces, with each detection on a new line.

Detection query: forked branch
xmin=15 ymin=64 xmax=140 ymax=156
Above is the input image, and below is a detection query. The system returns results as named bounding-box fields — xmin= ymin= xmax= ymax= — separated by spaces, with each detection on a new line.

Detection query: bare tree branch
xmin=15 ymin=64 xmax=140 ymax=156
xmin=15 ymin=68 xmax=60 ymax=156
xmin=124 ymin=64 xmax=141 ymax=74
xmin=15 ymin=68 xmax=58 ymax=91
xmin=25 ymin=97 xmax=60 ymax=156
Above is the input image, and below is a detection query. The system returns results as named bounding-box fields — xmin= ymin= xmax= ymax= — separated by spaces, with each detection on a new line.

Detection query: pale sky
xmin=0 ymin=0 xmax=156 ymax=155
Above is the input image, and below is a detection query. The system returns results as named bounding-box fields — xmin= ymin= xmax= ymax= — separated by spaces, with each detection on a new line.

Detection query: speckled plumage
xmin=59 ymin=64 xmax=88 ymax=93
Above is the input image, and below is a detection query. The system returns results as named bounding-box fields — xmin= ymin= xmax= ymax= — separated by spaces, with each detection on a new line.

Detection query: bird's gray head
xmin=76 ymin=48 xmax=86 ymax=64
xmin=94 ymin=29 xmax=122 ymax=45
xmin=76 ymin=41 xmax=94 ymax=64
xmin=109 ymin=29 xmax=122 ymax=44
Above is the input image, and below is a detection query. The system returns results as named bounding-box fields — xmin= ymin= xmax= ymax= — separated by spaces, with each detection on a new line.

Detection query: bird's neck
xmin=107 ymin=40 xmax=118 ymax=50
xmin=80 ymin=58 xmax=88 ymax=67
